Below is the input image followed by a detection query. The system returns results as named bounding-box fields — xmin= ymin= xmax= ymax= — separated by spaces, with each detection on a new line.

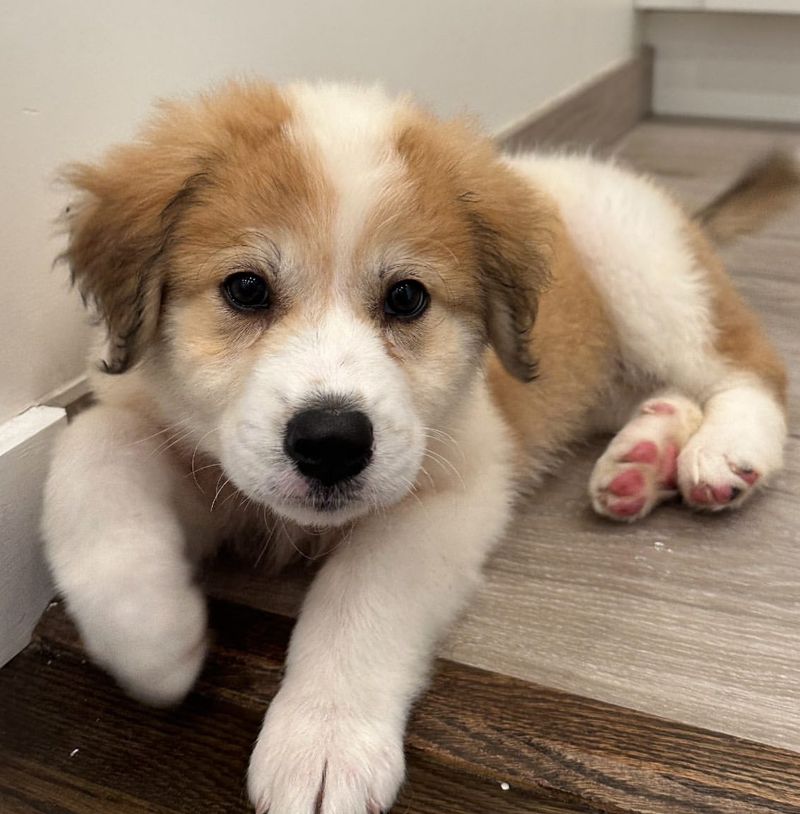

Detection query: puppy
xmin=42 ymin=81 xmax=789 ymax=813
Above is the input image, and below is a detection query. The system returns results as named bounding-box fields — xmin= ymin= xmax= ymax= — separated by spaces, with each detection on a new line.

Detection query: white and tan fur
xmin=42 ymin=82 xmax=790 ymax=813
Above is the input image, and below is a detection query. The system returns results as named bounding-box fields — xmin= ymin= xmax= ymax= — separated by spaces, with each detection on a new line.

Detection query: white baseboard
xmin=41 ymin=373 xmax=91 ymax=410
xmin=0 ymin=405 xmax=65 ymax=666
xmin=638 ymin=1 xmax=800 ymax=12
xmin=644 ymin=11 xmax=800 ymax=123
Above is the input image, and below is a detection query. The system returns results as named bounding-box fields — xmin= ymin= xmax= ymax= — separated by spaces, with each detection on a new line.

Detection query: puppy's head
xmin=63 ymin=81 xmax=553 ymax=526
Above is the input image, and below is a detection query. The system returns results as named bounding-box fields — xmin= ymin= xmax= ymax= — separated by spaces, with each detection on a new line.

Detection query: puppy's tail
xmin=694 ymin=149 xmax=800 ymax=245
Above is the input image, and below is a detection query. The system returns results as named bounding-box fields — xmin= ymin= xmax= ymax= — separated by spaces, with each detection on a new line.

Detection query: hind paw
xmin=679 ymin=446 xmax=762 ymax=511
xmin=591 ymin=439 xmax=680 ymax=521
xmin=590 ymin=394 xmax=703 ymax=522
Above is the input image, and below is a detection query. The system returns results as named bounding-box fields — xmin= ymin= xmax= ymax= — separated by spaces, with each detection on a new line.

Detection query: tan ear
xmin=458 ymin=148 xmax=555 ymax=382
xmin=61 ymin=82 xmax=291 ymax=374
xmin=60 ymin=146 xmax=210 ymax=374
xmin=397 ymin=113 xmax=555 ymax=381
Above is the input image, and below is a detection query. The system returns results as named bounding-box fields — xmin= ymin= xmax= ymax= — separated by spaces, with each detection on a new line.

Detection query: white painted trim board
xmin=637 ymin=1 xmax=800 ymax=12
xmin=644 ymin=11 xmax=800 ymax=123
xmin=0 ymin=406 xmax=65 ymax=666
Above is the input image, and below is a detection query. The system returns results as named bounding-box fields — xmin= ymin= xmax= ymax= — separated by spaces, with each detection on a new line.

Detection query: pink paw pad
xmin=621 ymin=441 xmax=659 ymax=464
xmin=607 ymin=497 xmax=647 ymax=517
xmin=687 ymin=463 xmax=760 ymax=508
xmin=689 ymin=483 xmax=738 ymax=506
xmin=608 ymin=468 xmax=645 ymax=497
xmin=592 ymin=394 xmax=706 ymax=522
xmin=619 ymin=441 xmax=678 ymax=490
xmin=642 ymin=401 xmax=677 ymax=416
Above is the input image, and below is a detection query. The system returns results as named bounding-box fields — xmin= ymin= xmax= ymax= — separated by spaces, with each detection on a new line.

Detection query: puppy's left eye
xmin=222 ymin=272 xmax=270 ymax=311
xmin=384 ymin=279 xmax=429 ymax=319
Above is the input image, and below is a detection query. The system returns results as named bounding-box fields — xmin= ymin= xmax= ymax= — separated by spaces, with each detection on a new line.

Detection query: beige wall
xmin=0 ymin=0 xmax=636 ymax=422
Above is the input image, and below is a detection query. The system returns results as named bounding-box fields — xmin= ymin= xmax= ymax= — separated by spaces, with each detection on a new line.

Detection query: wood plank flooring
xmin=4 ymin=600 xmax=800 ymax=813
xmin=2 ymin=118 xmax=799 ymax=812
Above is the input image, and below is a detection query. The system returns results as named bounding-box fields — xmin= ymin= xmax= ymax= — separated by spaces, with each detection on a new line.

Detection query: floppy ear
xmin=61 ymin=81 xmax=291 ymax=374
xmin=458 ymin=154 xmax=555 ymax=382
xmin=60 ymin=144 xmax=210 ymax=374
xmin=396 ymin=113 xmax=556 ymax=382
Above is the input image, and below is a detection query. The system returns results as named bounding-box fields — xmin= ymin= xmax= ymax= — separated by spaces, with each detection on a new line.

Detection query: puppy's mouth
xmin=269 ymin=477 xmax=371 ymax=527
xmin=299 ymin=481 xmax=363 ymax=513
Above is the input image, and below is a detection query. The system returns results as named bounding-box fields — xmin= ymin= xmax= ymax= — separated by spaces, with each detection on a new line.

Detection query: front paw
xmin=73 ymin=581 xmax=207 ymax=707
xmin=248 ymin=690 xmax=405 ymax=814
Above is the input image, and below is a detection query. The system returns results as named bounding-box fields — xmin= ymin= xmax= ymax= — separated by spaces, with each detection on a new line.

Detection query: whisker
xmin=318 ymin=521 xmax=354 ymax=559
xmin=422 ymin=426 xmax=467 ymax=464
xmin=185 ymin=461 xmax=222 ymax=477
xmin=418 ymin=464 xmax=436 ymax=490
xmin=217 ymin=485 xmax=245 ymax=509
xmin=423 ymin=448 xmax=466 ymax=490
xmin=150 ymin=426 xmax=196 ymax=458
xmin=210 ymin=475 xmax=231 ymax=512
xmin=397 ymin=475 xmax=425 ymax=509
xmin=190 ymin=427 xmax=220 ymax=493
xmin=254 ymin=515 xmax=278 ymax=568
xmin=284 ymin=516 xmax=317 ymax=562
xmin=125 ymin=423 xmax=185 ymax=448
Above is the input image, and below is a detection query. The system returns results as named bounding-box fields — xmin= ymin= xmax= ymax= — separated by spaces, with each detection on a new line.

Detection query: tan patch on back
xmin=687 ymin=222 xmax=787 ymax=406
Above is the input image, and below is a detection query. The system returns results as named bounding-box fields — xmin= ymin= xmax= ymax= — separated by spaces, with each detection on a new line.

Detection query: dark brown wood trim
xmin=499 ymin=48 xmax=653 ymax=154
xmin=2 ymin=599 xmax=797 ymax=814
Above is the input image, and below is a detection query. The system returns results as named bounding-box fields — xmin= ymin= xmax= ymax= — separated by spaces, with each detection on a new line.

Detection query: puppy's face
xmin=64 ymin=83 xmax=551 ymax=526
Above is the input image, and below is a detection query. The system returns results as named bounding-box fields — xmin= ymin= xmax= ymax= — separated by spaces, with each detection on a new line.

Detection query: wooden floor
xmin=2 ymin=119 xmax=800 ymax=813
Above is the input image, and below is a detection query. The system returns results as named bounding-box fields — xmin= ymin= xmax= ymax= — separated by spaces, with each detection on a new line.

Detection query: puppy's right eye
xmin=384 ymin=279 xmax=429 ymax=320
xmin=222 ymin=272 xmax=270 ymax=311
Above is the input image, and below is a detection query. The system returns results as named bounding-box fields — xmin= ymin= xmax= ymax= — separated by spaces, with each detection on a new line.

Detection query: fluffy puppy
xmin=42 ymin=81 xmax=789 ymax=813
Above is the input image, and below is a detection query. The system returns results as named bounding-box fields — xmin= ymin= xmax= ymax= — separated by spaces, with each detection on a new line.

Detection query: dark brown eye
xmin=222 ymin=272 xmax=270 ymax=311
xmin=384 ymin=279 xmax=429 ymax=319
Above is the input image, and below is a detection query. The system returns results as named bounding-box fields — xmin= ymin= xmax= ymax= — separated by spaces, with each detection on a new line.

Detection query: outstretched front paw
xmin=248 ymin=690 xmax=405 ymax=813
xmin=76 ymin=579 xmax=207 ymax=707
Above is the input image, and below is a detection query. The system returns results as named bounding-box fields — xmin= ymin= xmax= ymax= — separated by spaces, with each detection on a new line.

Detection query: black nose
xmin=284 ymin=408 xmax=373 ymax=486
